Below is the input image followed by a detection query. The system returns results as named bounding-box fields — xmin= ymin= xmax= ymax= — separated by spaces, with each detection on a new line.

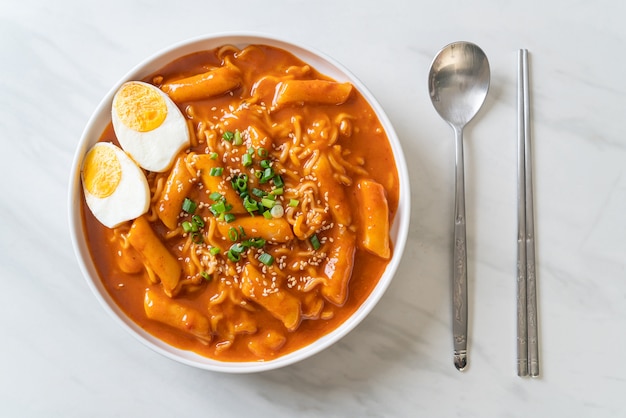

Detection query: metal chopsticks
xmin=517 ymin=49 xmax=539 ymax=377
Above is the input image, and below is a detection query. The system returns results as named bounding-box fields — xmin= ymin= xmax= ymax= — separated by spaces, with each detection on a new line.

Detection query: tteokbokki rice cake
xmin=71 ymin=35 xmax=409 ymax=371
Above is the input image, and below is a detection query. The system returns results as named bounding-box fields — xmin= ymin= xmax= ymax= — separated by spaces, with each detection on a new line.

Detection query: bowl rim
xmin=68 ymin=31 xmax=411 ymax=373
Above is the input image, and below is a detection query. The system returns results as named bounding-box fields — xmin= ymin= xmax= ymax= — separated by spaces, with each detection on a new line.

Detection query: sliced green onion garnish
xmin=227 ymin=250 xmax=240 ymax=262
xmin=222 ymin=131 xmax=234 ymax=141
xmin=235 ymin=175 xmax=248 ymax=192
xmin=226 ymin=243 xmax=245 ymax=262
xmin=243 ymin=196 xmax=259 ymax=213
xmin=182 ymin=221 xmax=193 ymax=233
xmin=270 ymin=205 xmax=284 ymax=218
xmin=200 ymin=271 xmax=211 ymax=281
xmin=238 ymin=226 xmax=246 ymax=238
xmin=260 ymin=159 xmax=271 ymax=169
xmin=209 ymin=192 xmax=223 ymax=201
xmin=242 ymin=153 xmax=253 ymax=167
xmin=243 ymin=237 xmax=266 ymax=248
xmin=209 ymin=247 xmax=220 ymax=256
xmin=310 ymin=234 xmax=321 ymax=250
xmin=228 ymin=227 xmax=239 ymax=241
xmin=209 ymin=152 xmax=219 ymax=160
xmin=209 ymin=167 xmax=223 ymax=176
xmin=233 ymin=130 xmax=243 ymax=146
xmin=224 ymin=213 xmax=236 ymax=223
xmin=259 ymin=167 xmax=274 ymax=184
xmin=270 ymin=187 xmax=283 ymax=196
xmin=261 ymin=197 xmax=276 ymax=209
xmin=252 ymin=188 xmax=266 ymax=197
xmin=182 ymin=198 xmax=196 ymax=214
xmin=191 ymin=231 xmax=203 ymax=244
xmin=257 ymin=147 xmax=268 ymax=157
xmin=273 ymin=175 xmax=284 ymax=188
xmin=192 ymin=215 xmax=205 ymax=228
xmin=211 ymin=200 xmax=227 ymax=215
xmin=258 ymin=252 xmax=274 ymax=266
xmin=288 ymin=199 xmax=299 ymax=207
xmin=262 ymin=210 xmax=272 ymax=219
xmin=230 ymin=243 xmax=245 ymax=254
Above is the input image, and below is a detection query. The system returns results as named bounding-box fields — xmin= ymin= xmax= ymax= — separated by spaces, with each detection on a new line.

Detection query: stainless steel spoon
xmin=428 ymin=41 xmax=490 ymax=371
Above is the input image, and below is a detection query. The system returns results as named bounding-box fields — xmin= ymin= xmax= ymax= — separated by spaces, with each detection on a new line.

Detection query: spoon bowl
xmin=429 ymin=42 xmax=490 ymax=128
xmin=428 ymin=41 xmax=490 ymax=371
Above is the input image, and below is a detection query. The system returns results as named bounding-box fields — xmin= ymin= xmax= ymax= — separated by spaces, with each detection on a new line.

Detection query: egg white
xmin=81 ymin=142 xmax=150 ymax=228
xmin=111 ymin=81 xmax=190 ymax=173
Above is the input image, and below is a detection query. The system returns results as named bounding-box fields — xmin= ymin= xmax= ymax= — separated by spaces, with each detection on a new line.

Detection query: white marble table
xmin=2 ymin=1 xmax=624 ymax=416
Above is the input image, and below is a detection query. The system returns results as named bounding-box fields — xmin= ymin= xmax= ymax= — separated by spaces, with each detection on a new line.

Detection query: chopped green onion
xmin=200 ymin=271 xmax=211 ymax=281
xmin=209 ymin=247 xmax=220 ymax=256
xmin=224 ymin=213 xmax=236 ymax=223
xmin=261 ymin=197 xmax=276 ymax=209
xmin=243 ymin=196 xmax=259 ymax=213
xmin=192 ymin=215 xmax=205 ymax=228
xmin=260 ymin=159 xmax=271 ymax=169
xmin=233 ymin=130 xmax=243 ymax=146
xmin=243 ymin=237 xmax=266 ymax=248
xmin=262 ymin=210 xmax=272 ymax=219
xmin=273 ymin=175 xmax=284 ymax=188
xmin=211 ymin=200 xmax=227 ymax=215
xmin=270 ymin=187 xmax=283 ymax=196
xmin=209 ymin=192 xmax=223 ymax=201
xmin=257 ymin=147 xmax=268 ymax=157
xmin=209 ymin=167 xmax=223 ymax=177
xmin=234 ymin=174 xmax=248 ymax=193
xmin=209 ymin=152 xmax=219 ymax=160
xmin=182 ymin=221 xmax=193 ymax=233
xmin=228 ymin=227 xmax=239 ymax=241
xmin=191 ymin=231 xmax=203 ymax=244
xmin=270 ymin=205 xmax=284 ymax=218
xmin=226 ymin=243 xmax=245 ymax=262
xmin=222 ymin=131 xmax=234 ymax=142
xmin=288 ymin=199 xmax=299 ymax=207
xmin=252 ymin=188 xmax=266 ymax=198
xmin=227 ymin=250 xmax=240 ymax=262
xmin=182 ymin=198 xmax=196 ymax=214
xmin=310 ymin=234 xmax=321 ymax=250
xmin=259 ymin=167 xmax=274 ymax=184
xmin=258 ymin=252 xmax=274 ymax=266
xmin=238 ymin=226 xmax=246 ymax=238
xmin=242 ymin=153 xmax=253 ymax=167
xmin=230 ymin=243 xmax=245 ymax=254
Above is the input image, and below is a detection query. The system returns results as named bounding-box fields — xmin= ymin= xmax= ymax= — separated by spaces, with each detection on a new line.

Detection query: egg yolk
xmin=113 ymin=82 xmax=167 ymax=132
xmin=83 ymin=145 xmax=121 ymax=198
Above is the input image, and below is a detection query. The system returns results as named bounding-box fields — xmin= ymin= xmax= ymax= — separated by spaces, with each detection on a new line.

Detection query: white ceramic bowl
xmin=68 ymin=32 xmax=410 ymax=373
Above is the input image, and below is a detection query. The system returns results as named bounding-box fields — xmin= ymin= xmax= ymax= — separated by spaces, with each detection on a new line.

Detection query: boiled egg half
xmin=81 ymin=142 xmax=150 ymax=228
xmin=111 ymin=81 xmax=190 ymax=172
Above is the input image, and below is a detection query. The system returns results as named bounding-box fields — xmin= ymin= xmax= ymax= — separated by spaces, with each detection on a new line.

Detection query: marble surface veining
xmin=1 ymin=0 xmax=625 ymax=416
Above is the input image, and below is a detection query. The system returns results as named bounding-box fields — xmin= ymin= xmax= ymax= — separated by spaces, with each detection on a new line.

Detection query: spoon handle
xmin=452 ymin=125 xmax=468 ymax=371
